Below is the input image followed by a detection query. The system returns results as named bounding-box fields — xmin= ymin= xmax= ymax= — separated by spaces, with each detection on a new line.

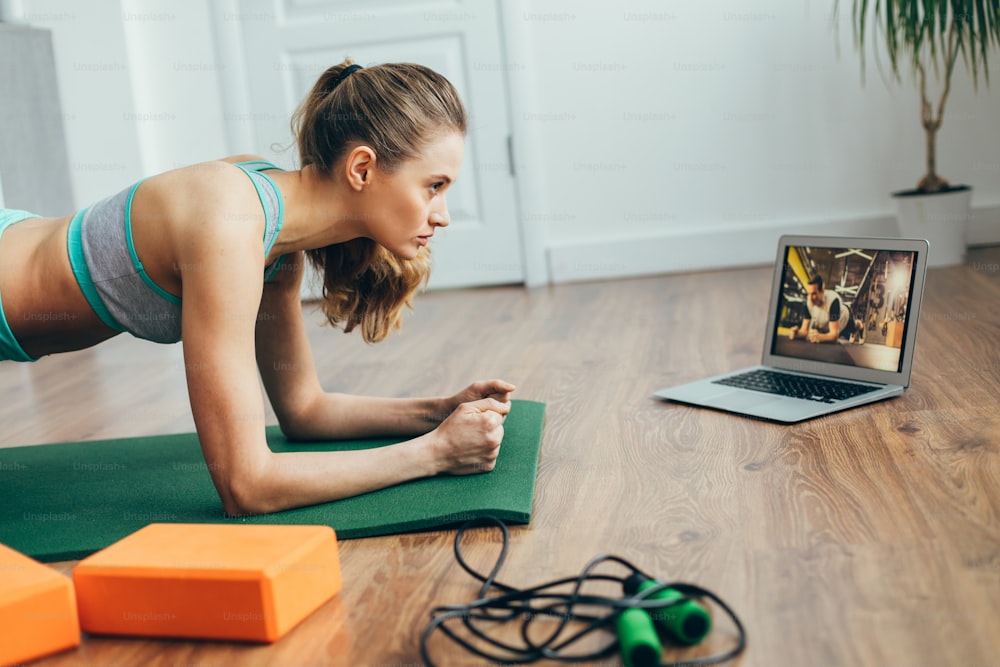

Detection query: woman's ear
xmin=344 ymin=145 xmax=377 ymax=191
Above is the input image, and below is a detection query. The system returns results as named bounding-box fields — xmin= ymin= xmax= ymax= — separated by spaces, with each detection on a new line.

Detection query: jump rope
xmin=420 ymin=517 xmax=747 ymax=667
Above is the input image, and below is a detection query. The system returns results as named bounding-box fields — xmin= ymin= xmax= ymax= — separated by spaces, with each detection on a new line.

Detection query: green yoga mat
xmin=0 ymin=400 xmax=545 ymax=562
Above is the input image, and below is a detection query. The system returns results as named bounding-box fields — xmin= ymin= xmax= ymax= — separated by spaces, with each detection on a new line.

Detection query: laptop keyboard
xmin=713 ymin=369 xmax=879 ymax=404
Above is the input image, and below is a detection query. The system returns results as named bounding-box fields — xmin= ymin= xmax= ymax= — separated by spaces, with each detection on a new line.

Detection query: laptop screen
xmin=769 ymin=244 xmax=920 ymax=374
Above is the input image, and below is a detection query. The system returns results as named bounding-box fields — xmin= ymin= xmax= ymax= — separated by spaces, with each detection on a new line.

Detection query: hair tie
xmin=333 ymin=64 xmax=363 ymax=89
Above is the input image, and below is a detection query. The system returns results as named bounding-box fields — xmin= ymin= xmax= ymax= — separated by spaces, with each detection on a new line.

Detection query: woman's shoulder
xmin=156 ymin=154 xmax=272 ymax=183
xmin=217 ymin=153 xmax=271 ymax=166
xmin=161 ymin=155 xmax=282 ymax=202
xmin=151 ymin=157 xmax=262 ymax=198
xmin=140 ymin=159 xmax=268 ymax=238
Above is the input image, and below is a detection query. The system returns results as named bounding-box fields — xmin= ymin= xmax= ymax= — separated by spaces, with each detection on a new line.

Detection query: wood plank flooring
xmin=2 ymin=246 xmax=999 ymax=667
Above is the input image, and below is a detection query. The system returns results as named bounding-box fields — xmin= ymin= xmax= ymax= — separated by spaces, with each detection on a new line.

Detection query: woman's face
xmin=365 ymin=130 xmax=465 ymax=260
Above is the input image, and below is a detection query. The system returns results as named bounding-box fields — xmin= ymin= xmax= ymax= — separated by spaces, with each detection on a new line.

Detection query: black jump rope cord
xmin=419 ymin=517 xmax=747 ymax=666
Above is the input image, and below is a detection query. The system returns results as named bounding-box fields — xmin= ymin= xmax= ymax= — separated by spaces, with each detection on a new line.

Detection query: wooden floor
xmin=2 ymin=246 xmax=999 ymax=667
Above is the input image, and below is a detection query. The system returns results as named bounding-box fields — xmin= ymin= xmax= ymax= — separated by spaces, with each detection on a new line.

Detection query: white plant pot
xmin=892 ymin=186 xmax=971 ymax=267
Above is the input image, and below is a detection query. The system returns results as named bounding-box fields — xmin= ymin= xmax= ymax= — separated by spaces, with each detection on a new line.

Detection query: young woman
xmin=0 ymin=60 xmax=515 ymax=516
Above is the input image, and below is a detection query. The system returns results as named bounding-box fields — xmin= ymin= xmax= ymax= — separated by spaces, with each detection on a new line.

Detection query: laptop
xmin=654 ymin=234 xmax=929 ymax=423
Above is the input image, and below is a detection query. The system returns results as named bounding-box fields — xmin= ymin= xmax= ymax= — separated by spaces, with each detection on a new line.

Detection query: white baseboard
xmin=547 ymin=205 xmax=1000 ymax=284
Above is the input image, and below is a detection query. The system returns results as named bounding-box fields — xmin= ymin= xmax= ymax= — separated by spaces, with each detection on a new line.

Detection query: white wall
xmin=118 ymin=0 xmax=229 ymax=175
xmin=5 ymin=0 xmax=999 ymax=284
xmin=2 ymin=0 xmax=143 ymax=206
xmin=506 ymin=0 xmax=1000 ymax=281
xmin=3 ymin=0 xmax=229 ymax=202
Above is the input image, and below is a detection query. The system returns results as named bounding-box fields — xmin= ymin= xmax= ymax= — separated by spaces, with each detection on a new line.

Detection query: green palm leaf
xmin=835 ymin=0 xmax=1000 ymax=191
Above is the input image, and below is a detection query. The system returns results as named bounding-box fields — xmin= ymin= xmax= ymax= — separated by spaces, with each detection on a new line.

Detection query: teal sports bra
xmin=66 ymin=160 xmax=287 ymax=344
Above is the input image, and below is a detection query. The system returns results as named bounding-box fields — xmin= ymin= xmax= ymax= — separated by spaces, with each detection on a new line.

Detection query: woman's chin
xmin=379 ymin=239 xmax=429 ymax=262
xmin=384 ymin=245 xmax=418 ymax=261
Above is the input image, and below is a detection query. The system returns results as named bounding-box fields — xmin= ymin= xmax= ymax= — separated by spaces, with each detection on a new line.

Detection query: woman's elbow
xmin=224 ymin=489 xmax=282 ymax=517
xmin=274 ymin=394 xmax=327 ymax=441
xmin=219 ymin=465 xmax=282 ymax=517
xmin=276 ymin=415 xmax=314 ymax=442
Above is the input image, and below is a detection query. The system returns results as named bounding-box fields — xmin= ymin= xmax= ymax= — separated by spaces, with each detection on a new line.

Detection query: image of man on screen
xmin=788 ymin=275 xmax=858 ymax=344
xmin=773 ymin=246 xmax=915 ymax=373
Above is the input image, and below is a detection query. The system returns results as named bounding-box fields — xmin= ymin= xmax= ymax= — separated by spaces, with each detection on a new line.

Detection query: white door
xmin=210 ymin=0 xmax=523 ymax=290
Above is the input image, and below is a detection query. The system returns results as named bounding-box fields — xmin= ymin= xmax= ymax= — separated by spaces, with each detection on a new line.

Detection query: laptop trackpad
xmin=704 ymin=390 xmax=777 ymax=411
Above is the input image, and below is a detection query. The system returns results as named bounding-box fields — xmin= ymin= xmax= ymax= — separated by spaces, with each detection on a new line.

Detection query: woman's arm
xmin=178 ymin=181 xmax=510 ymax=515
xmin=252 ymin=251 xmax=445 ymax=439
xmin=253 ymin=252 xmax=514 ymax=441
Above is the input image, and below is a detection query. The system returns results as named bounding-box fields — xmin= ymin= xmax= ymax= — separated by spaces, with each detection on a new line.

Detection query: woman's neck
xmin=266 ymin=165 xmax=368 ymax=254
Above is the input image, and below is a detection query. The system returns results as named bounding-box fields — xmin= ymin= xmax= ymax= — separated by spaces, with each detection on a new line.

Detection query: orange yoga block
xmin=0 ymin=542 xmax=80 ymax=666
xmin=73 ymin=523 xmax=342 ymax=643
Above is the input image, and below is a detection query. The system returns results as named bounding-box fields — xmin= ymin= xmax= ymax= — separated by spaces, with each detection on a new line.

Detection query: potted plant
xmin=837 ymin=0 xmax=1000 ymax=266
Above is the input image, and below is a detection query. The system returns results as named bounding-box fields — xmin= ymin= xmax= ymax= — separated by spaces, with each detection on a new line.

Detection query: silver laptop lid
xmin=761 ymin=235 xmax=929 ymax=388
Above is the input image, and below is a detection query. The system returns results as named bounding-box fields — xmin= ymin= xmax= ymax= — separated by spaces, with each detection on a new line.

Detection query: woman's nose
xmin=431 ymin=202 xmax=450 ymax=227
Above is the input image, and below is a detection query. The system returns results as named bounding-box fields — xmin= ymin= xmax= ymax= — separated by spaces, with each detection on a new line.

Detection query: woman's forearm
xmin=223 ymin=394 xmax=510 ymax=515
xmin=281 ymin=392 xmax=454 ymax=441
xmin=229 ymin=434 xmax=440 ymax=515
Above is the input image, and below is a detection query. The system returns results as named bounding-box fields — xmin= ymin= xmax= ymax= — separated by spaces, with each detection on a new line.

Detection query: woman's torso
xmin=0 ymin=158 xmax=285 ymax=359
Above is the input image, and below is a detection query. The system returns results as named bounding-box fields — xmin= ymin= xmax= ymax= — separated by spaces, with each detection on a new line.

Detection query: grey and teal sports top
xmin=67 ymin=160 xmax=286 ymax=344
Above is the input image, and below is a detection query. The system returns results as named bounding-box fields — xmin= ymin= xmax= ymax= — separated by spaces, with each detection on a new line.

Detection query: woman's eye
xmin=430 ymin=182 xmax=444 ymax=194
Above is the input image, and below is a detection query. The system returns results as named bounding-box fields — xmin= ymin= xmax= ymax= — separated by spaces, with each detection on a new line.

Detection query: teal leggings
xmin=0 ymin=208 xmax=41 ymax=362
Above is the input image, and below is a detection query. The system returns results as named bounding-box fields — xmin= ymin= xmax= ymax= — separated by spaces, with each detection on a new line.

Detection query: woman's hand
xmin=447 ymin=379 xmax=516 ymax=412
xmin=427 ymin=397 xmax=511 ymax=475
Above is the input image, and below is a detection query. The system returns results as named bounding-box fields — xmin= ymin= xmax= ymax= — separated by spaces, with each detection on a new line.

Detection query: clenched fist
xmin=429 ymin=397 xmax=510 ymax=475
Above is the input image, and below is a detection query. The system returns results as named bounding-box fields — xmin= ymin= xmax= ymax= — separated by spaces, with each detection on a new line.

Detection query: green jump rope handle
xmin=623 ymin=574 xmax=712 ymax=645
xmin=615 ymin=607 xmax=662 ymax=667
